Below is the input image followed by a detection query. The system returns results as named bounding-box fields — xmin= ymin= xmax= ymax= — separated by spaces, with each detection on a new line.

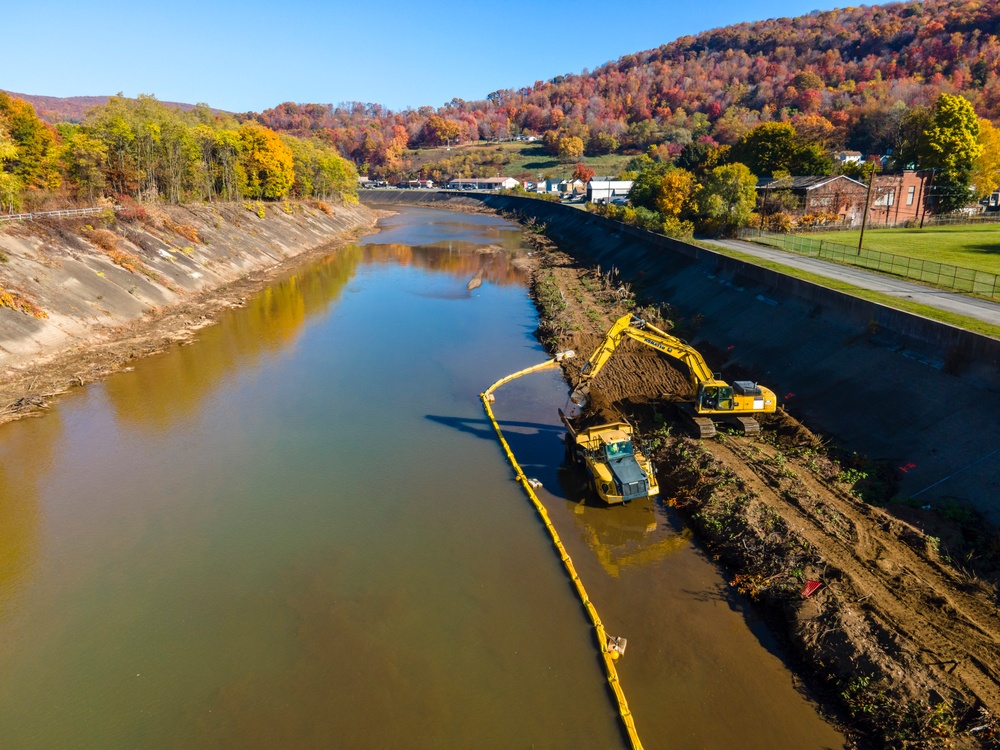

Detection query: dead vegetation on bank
xmin=517 ymin=223 xmax=1000 ymax=749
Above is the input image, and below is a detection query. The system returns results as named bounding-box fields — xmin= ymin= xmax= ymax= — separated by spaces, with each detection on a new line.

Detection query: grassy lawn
xmin=801 ymin=224 xmax=1000 ymax=275
xmin=695 ymin=240 xmax=1000 ymax=340
xmin=402 ymin=141 xmax=632 ymax=180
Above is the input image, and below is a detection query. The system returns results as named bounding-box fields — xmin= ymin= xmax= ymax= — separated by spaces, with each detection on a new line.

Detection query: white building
xmin=534 ymin=178 xmax=563 ymax=194
xmin=833 ymin=150 xmax=863 ymax=165
xmin=447 ymin=177 xmax=520 ymax=191
xmin=587 ymin=177 xmax=633 ymax=204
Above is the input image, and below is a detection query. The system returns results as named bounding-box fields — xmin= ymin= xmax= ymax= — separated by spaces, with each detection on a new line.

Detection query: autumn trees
xmin=921 ymin=94 xmax=984 ymax=212
xmin=239 ymin=122 xmax=294 ymax=200
xmin=244 ymin=0 xmax=1000 ymax=214
xmin=729 ymin=123 xmax=831 ymax=178
xmin=0 ymin=92 xmax=60 ymax=210
xmin=572 ymin=163 xmax=595 ymax=183
xmin=0 ymin=94 xmax=357 ymax=211
xmin=7 ymin=0 xmax=1000 ymax=218
xmin=615 ymin=156 xmax=757 ymax=237
xmin=888 ymin=93 xmax=994 ymax=211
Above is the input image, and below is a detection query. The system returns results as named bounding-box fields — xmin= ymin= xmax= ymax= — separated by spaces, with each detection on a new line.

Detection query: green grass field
xmin=802 ymin=224 xmax=1000 ymax=275
xmin=402 ymin=141 xmax=633 ymax=180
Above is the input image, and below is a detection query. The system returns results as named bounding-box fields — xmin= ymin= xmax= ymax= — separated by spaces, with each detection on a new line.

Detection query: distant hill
xmin=1 ymin=92 xmax=227 ymax=124
xmin=9 ymin=0 xmax=1000 ymax=177
xmin=248 ymin=0 xmax=1000 ymax=177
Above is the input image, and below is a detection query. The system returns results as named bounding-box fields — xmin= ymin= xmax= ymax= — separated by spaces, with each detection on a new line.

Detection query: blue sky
xmin=6 ymin=0 xmax=840 ymax=113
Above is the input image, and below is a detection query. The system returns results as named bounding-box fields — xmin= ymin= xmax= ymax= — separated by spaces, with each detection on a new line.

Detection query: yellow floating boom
xmin=480 ymin=358 xmax=644 ymax=750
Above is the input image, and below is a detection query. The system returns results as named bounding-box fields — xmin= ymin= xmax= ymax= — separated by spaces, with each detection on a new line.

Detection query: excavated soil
xmin=519 ymin=230 xmax=1000 ymax=749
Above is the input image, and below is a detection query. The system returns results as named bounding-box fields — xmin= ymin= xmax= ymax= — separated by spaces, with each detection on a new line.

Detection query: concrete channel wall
xmin=364 ymin=190 xmax=1000 ymax=520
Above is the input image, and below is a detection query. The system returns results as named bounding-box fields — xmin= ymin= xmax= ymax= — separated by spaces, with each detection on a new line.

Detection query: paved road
xmin=704 ymin=238 xmax=1000 ymax=328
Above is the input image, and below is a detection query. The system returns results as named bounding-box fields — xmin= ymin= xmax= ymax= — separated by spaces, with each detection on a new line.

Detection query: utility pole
xmin=919 ymin=169 xmax=935 ymax=229
xmin=760 ymin=180 xmax=771 ymax=236
xmin=858 ymin=165 xmax=875 ymax=255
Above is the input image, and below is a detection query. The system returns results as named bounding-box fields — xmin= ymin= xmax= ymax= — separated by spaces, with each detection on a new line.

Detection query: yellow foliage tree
xmin=239 ymin=123 xmax=295 ymax=200
xmin=557 ymin=135 xmax=585 ymax=162
xmin=654 ymin=169 xmax=695 ymax=217
xmin=971 ymin=117 xmax=1000 ymax=200
xmin=0 ymin=124 xmax=20 ymax=212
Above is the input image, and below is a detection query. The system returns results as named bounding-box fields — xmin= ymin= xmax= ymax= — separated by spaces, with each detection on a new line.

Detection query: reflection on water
xmin=103 ymin=246 xmax=363 ymax=427
xmin=0 ymin=207 xmax=624 ymax=750
xmin=102 ymin=238 xmax=525 ymax=430
xmin=0 ymin=412 xmax=61 ymax=617
xmin=363 ymin=208 xmax=525 ymax=253
xmin=564 ymin=489 xmax=693 ymax=578
xmin=0 ymin=206 xmax=843 ymax=749
xmin=361 ymin=243 xmax=526 ymax=289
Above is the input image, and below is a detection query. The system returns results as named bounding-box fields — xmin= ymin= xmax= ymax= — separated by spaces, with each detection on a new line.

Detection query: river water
xmin=0 ymin=207 xmax=843 ymax=749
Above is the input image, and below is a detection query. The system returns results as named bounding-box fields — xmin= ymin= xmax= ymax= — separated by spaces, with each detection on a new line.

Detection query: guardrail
xmin=0 ymin=206 xmax=113 ymax=223
xmin=740 ymin=228 xmax=1000 ymax=299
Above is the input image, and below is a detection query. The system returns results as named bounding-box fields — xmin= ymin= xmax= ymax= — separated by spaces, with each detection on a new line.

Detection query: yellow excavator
xmin=571 ymin=314 xmax=776 ymax=438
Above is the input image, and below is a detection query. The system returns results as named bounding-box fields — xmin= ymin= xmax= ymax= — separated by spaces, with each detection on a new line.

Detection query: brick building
xmin=758 ymin=171 xmax=933 ymax=227
xmin=869 ymin=171 xmax=933 ymax=225
xmin=757 ymin=175 xmax=868 ymax=224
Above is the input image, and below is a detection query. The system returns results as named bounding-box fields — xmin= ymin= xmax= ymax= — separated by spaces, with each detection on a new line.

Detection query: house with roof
xmin=534 ymin=178 xmax=564 ymax=194
xmin=758 ymin=172 xmax=935 ymax=226
xmin=833 ymin=150 xmax=863 ymax=166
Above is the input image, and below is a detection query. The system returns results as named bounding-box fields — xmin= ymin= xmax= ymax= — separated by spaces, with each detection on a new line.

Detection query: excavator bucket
xmin=570 ymin=384 xmax=590 ymax=407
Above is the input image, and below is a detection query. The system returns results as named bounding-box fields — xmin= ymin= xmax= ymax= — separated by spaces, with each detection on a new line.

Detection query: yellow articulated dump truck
xmin=560 ymin=410 xmax=659 ymax=505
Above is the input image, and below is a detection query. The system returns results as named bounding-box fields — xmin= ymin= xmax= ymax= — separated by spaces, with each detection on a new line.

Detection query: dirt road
xmin=524 ymin=232 xmax=1000 ymax=748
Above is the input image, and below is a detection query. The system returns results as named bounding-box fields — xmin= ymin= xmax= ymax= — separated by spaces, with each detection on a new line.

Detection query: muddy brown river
xmin=0 ymin=207 xmax=844 ymax=748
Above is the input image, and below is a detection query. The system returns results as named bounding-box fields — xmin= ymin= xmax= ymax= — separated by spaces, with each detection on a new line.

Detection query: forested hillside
xmin=250 ymin=0 xmax=1000 ymax=179
xmin=0 ymin=92 xmax=220 ymax=125
xmin=3 ymin=0 xmax=1000 ymax=222
xmin=0 ymin=93 xmax=357 ymax=213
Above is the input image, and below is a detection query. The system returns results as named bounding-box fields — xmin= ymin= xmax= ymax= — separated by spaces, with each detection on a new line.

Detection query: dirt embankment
xmin=0 ymin=200 xmax=377 ymax=423
xmin=519 ymin=229 xmax=1000 ymax=749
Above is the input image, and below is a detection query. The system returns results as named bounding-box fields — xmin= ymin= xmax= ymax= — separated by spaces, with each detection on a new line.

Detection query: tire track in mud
xmin=712 ymin=435 xmax=1000 ymax=714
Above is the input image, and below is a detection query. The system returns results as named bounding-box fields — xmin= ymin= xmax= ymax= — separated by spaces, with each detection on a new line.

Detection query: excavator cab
xmin=697 ymin=383 xmax=734 ymax=412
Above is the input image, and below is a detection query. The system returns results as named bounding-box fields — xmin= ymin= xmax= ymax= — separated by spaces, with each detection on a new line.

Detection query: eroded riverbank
xmin=0 ymin=201 xmax=376 ymax=424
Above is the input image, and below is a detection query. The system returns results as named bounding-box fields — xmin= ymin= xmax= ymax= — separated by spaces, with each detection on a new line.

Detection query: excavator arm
xmin=572 ymin=314 xmax=714 ymax=402
xmin=571 ymin=313 xmax=776 ymax=437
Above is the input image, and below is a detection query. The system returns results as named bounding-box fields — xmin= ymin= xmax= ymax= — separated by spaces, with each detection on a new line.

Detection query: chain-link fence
xmin=740 ymin=229 xmax=1000 ymax=299
xmin=781 ymin=212 xmax=1000 ymax=233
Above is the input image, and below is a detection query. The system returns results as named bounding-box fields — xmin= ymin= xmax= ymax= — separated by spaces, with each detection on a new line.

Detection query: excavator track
xmin=677 ymin=403 xmax=716 ymax=438
xmin=676 ymin=405 xmax=761 ymax=438
xmin=728 ymin=416 xmax=761 ymax=436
